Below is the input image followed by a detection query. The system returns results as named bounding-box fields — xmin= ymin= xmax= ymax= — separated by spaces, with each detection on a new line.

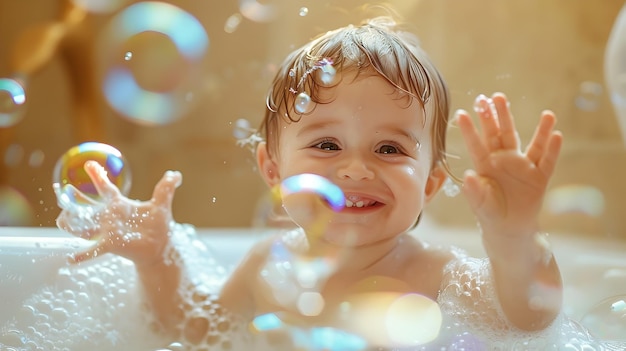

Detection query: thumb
xmin=152 ymin=170 xmax=182 ymax=207
xmin=462 ymin=169 xmax=488 ymax=211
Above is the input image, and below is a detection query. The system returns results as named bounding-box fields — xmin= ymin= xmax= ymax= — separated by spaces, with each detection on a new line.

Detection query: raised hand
xmin=455 ymin=93 xmax=563 ymax=237
xmin=55 ymin=160 xmax=182 ymax=266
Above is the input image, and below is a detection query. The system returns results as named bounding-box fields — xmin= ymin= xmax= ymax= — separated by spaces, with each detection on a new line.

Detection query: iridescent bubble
xmin=98 ymin=1 xmax=209 ymax=125
xmin=0 ymin=185 xmax=34 ymax=226
xmin=580 ymin=295 xmax=626 ymax=340
xmin=251 ymin=313 xmax=283 ymax=332
xmin=239 ymin=0 xmax=277 ymax=23
xmin=0 ymin=77 xmax=27 ymax=127
xmin=280 ymin=174 xmax=344 ymax=212
xmin=52 ymin=142 xmax=131 ymax=202
xmin=294 ymin=92 xmax=313 ymax=114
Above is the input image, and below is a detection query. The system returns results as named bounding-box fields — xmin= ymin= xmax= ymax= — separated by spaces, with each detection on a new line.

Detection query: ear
xmin=256 ymin=142 xmax=281 ymax=187
xmin=424 ymin=164 xmax=447 ymax=202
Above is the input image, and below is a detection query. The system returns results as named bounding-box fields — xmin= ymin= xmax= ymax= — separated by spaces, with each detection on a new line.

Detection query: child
xmin=56 ymin=16 xmax=573 ymax=350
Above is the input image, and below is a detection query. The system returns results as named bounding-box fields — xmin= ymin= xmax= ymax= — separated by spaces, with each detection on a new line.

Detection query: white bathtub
xmin=0 ymin=219 xmax=625 ymax=350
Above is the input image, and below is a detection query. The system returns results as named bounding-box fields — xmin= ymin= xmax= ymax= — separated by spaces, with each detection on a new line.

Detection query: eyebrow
xmin=386 ymin=127 xmax=421 ymax=147
xmin=296 ymin=120 xmax=342 ymax=137
xmin=297 ymin=121 xmax=421 ymax=146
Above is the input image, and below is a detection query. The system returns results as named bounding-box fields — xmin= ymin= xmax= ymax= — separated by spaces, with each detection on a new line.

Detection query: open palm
xmin=55 ymin=160 xmax=182 ymax=265
xmin=456 ymin=93 xmax=563 ymax=237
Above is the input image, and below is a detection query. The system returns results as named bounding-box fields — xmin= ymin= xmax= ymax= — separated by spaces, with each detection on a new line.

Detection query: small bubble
xmin=29 ymin=150 xmax=45 ymax=167
xmin=294 ymin=92 xmax=312 ymax=114
xmin=0 ymin=77 xmax=27 ymax=127
xmin=224 ymin=13 xmax=242 ymax=33
xmin=124 ymin=51 xmax=132 ymax=61
xmin=575 ymin=81 xmax=603 ymax=111
xmin=299 ymin=7 xmax=309 ymax=16
xmin=212 ymin=197 xmax=217 ymax=203
xmin=4 ymin=143 xmax=24 ymax=167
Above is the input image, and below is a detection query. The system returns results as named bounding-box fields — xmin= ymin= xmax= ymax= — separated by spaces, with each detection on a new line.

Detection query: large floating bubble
xmin=52 ymin=142 xmax=131 ymax=202
xmin=0 ymin=77 xmax=27 ymax=128
xmin=98 ymin=1 xmax=209 ymax=125
xmin=280 ymin=173 xmax=345 ymax=212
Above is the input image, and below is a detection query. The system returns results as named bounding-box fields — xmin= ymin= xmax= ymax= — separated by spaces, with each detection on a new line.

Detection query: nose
xmin=336 ymin=154 xmax=375 ymax=181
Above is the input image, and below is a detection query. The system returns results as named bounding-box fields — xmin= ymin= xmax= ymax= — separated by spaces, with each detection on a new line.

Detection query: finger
xmin=473 ymin=94 xmax=501 ymax=150
xmin=525 ymin=110 xmax=557 ymax=165
xmin=456 ymin=109 xmax=490 ymax=170
xmin=537 ymin=131 xmax=563 ymax=178
xmin=152 ymin=170 xmax=182 ymax=207
xmin=461 ymin=169 xmax=487 ymax=212
xmin=54 ymin=183 xmax=98 ymax=210
xmin=69 ymin=240 xmax=109 ymax=264
xmin=492 ymin=93 xmax=519 ymax=150
xmin=56 ymin=211 xmax=103 ymax=240
xmin=84 ymin=160 xmax=121 ymax=200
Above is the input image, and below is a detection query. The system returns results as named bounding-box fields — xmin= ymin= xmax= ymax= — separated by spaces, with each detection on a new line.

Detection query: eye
xmin=377 ymin=144 xmax=400 ymax=154
xmin=314 ymin=139 xmax=341 ymax=151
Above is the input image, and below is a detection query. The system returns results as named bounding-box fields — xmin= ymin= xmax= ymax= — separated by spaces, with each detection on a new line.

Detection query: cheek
xmin=396 ymin=165 xmax=429 ymax=199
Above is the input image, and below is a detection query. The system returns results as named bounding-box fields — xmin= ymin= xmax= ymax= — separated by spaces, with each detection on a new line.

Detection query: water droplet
xmin=294 ymin=92 xmax=312 ymax=114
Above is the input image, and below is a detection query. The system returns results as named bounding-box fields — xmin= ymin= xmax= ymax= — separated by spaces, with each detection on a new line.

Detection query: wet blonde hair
xmin=259 ymin=16 xmax=451 ymax=174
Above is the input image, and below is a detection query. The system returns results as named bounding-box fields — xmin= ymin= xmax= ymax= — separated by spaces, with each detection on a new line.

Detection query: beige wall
xmin=1 ymin=0 xmax=624 ymax=238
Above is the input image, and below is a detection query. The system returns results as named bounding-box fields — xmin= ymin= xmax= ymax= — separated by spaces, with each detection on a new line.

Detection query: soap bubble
xmin=52 ymin=142 xmax=131 ymax=202
xmin=0 ymin=77 xmax=27 ymax=127
xmin=580 ymin=295 xmax=626 ymax=341
xmin=0 ymin=185 xmax=34 ymax=225
xmin=71 ymin=0 xmax=130 ymax=13
xmin=239 ymin=0 xmax=277 ymax=23
xmin=575 ymin=81 xmax=603 ymax=111
xmin=97 ymin=1 xmax=209 ymax=125
xmin=280 ymin=173 xmax=344 ymax=212
xmin=294 ymin=92 xmax=313 ymax=114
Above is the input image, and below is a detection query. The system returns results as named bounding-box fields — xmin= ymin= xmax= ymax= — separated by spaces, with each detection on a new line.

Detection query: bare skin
xmin=55 ymin=91 xmax=563 ymax=347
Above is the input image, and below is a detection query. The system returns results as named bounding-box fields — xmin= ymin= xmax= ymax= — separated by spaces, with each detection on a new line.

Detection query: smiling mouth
xmin=343 ymin=195 xmax=381 ymax=209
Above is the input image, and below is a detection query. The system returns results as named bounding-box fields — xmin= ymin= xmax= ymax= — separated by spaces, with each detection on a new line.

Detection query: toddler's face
xmin=265 ymin=72 xmax=443 ymax=246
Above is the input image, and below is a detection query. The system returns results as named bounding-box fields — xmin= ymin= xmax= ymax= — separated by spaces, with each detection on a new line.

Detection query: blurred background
xmin=0 ymin=0 xmax=625 ymax=238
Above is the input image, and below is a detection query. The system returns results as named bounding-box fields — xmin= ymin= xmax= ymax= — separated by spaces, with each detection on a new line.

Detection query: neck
xmin=304 ymin=232 xmax=403 ymax=273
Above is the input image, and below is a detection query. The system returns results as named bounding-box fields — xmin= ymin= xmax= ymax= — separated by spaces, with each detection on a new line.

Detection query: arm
xmin=456 ymin=93 xmax=564 ymax=331
xmin=55 ymin=161 xmax=196 ymax=335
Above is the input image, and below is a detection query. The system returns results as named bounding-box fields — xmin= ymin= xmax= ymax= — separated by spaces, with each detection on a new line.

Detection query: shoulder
xmin=398 ymin=235 xmax=462 ymax=298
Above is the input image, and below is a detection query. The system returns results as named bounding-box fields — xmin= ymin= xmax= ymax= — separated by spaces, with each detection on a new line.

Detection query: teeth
xmin=344 ymin=199 xmax=373 ymax=208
